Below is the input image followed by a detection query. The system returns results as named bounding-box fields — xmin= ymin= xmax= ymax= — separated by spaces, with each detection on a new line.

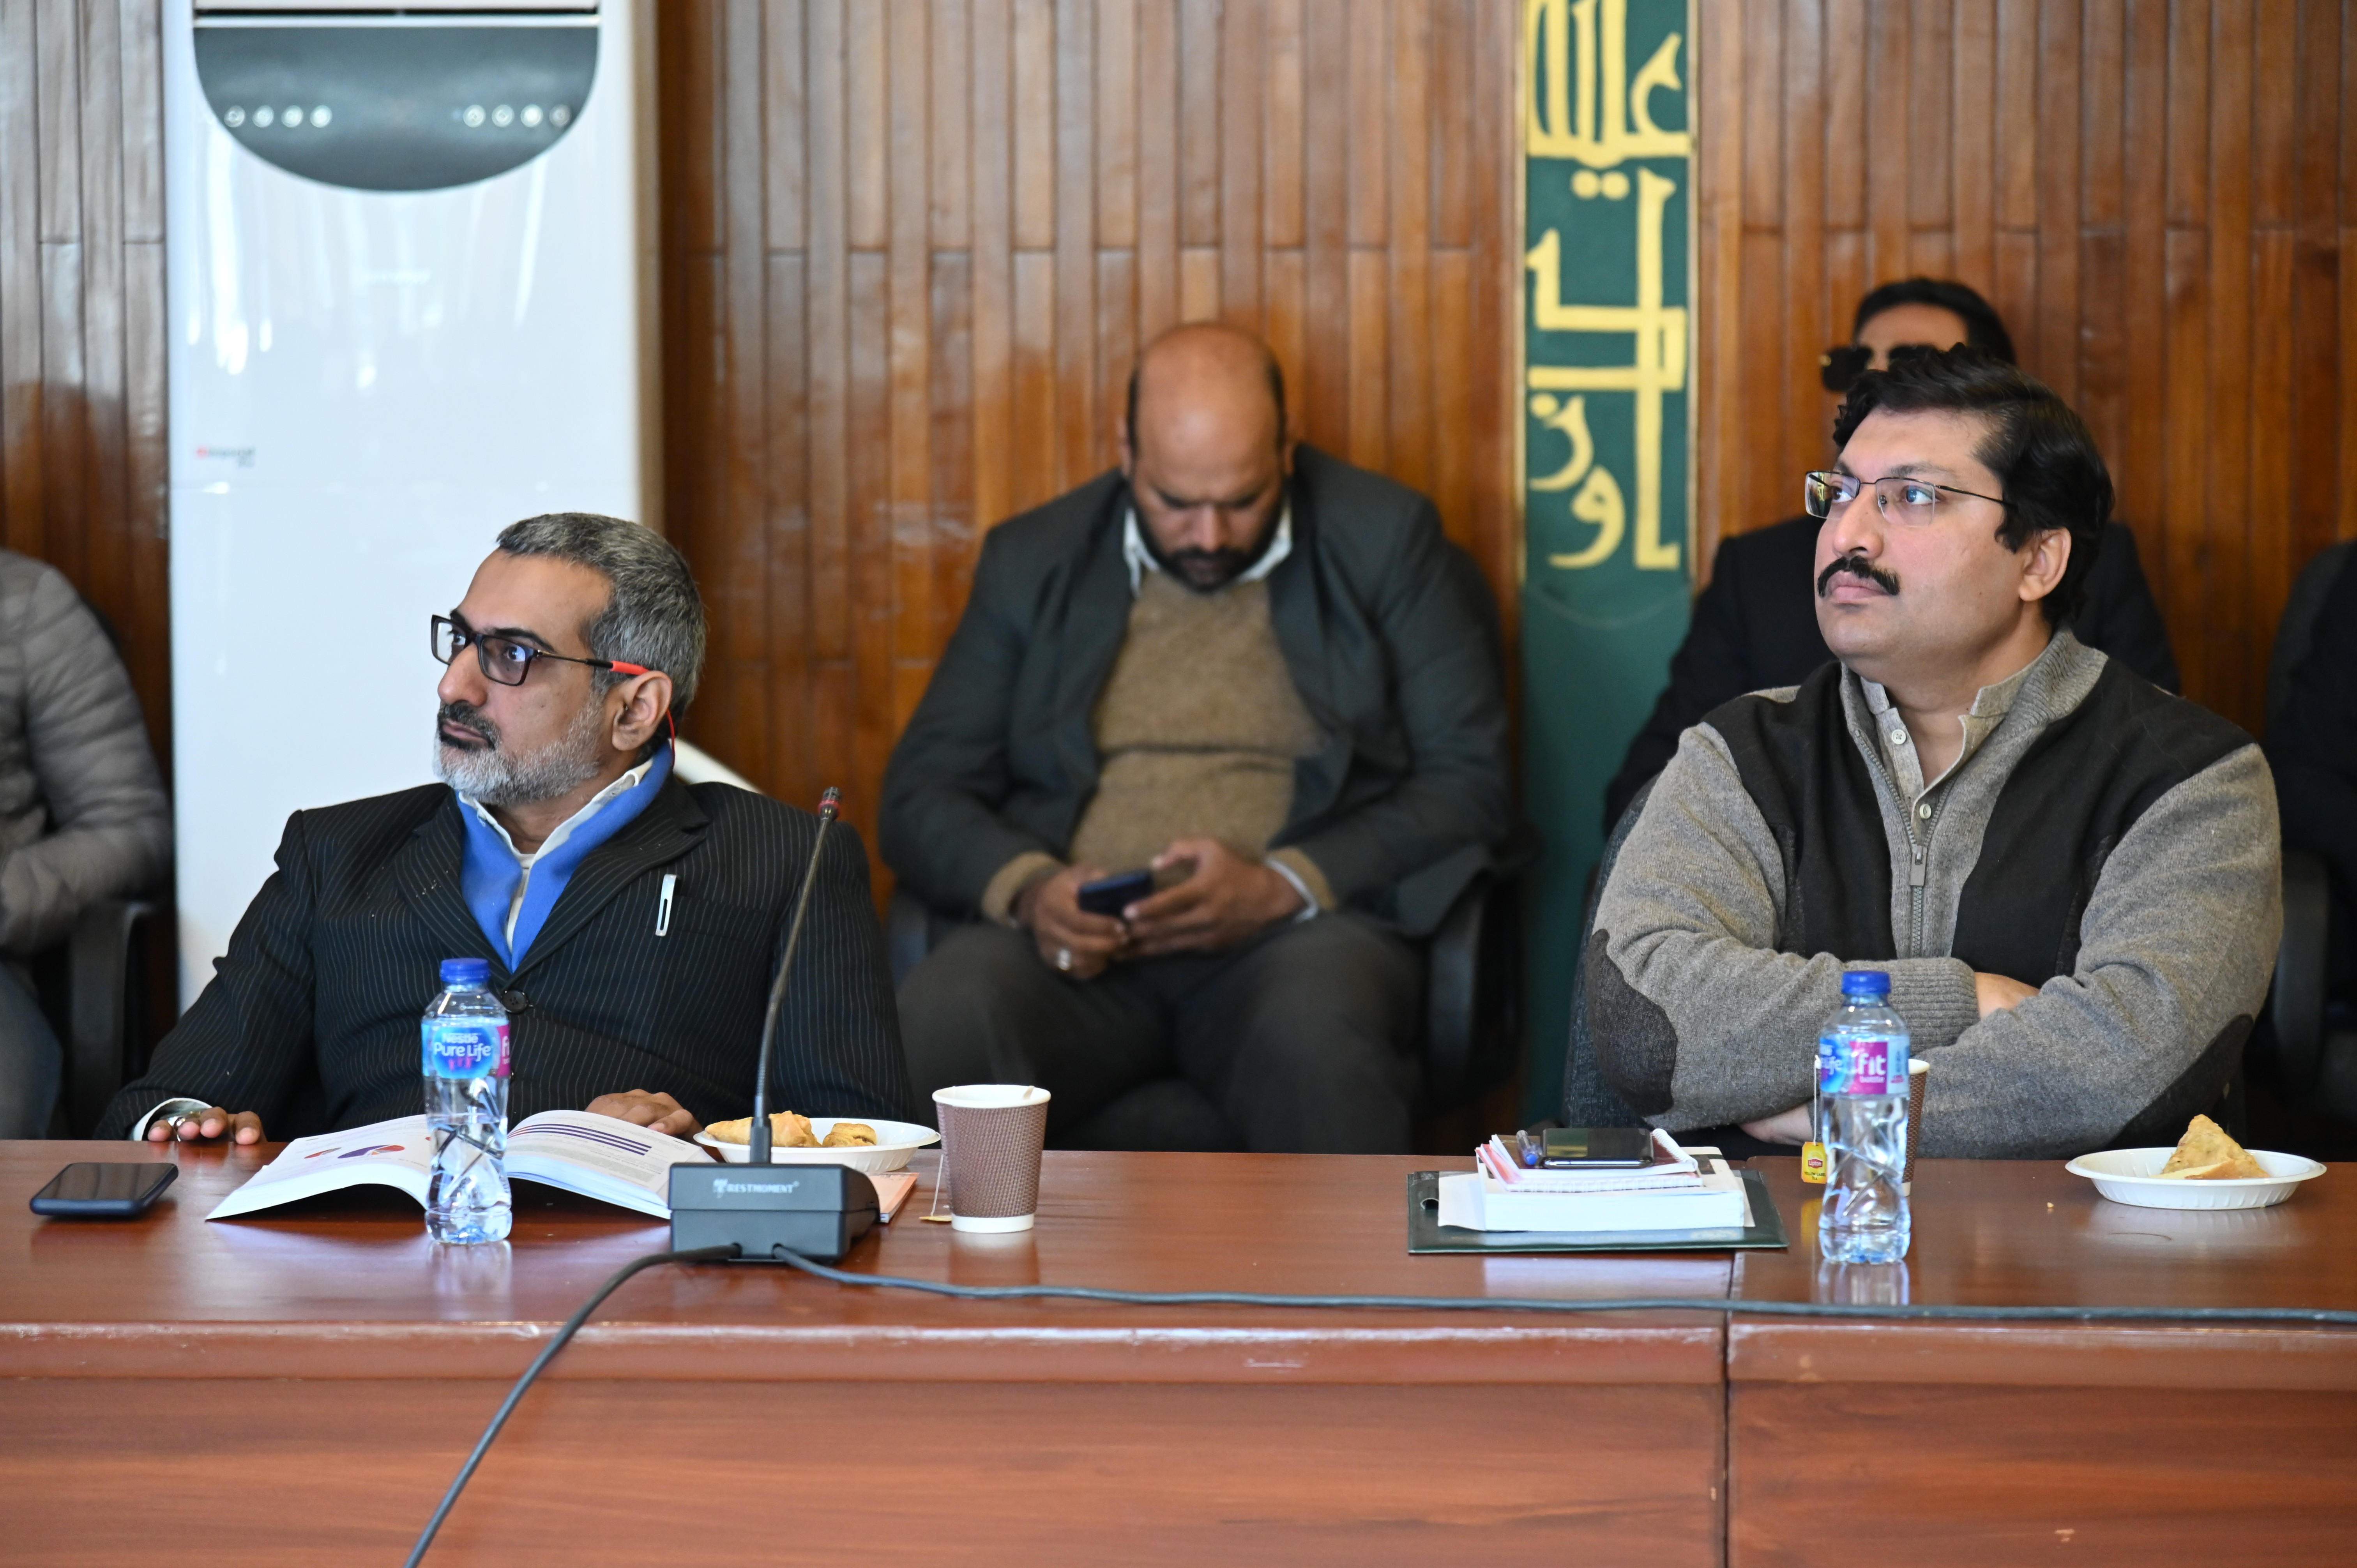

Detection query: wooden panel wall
xmin=657 ymin=0 xmax=1521 ymax=852
xmin=1694 ymin=0 xmax=2356 ymax=735
xmin=0 ymin=0 xmax=171 ymax=769
xmin=4 ymin=2 xmax=2338 ymax=889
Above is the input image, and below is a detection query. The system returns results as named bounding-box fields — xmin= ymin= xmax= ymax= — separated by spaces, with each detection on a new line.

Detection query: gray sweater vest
xmin=1709 ymin=659 xmax=2249 ymax=982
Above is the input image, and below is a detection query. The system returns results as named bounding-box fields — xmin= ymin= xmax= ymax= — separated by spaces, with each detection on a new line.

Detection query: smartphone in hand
xmin=1076 ymin=868 xmax=1157 ymax=918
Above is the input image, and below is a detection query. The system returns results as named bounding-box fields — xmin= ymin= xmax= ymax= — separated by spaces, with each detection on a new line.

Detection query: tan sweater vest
xmin=1067 ymin=571 xmax=1323 ymax=876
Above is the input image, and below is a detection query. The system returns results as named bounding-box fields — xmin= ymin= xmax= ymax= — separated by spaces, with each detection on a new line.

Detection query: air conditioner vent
xmin=194 ymin=23 xmax=596 ymax=191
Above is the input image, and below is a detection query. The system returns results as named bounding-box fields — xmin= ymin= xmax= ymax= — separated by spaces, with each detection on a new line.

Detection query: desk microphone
xmin=668 ymin=786 xmax=880 ymax=1263
xmin=749 ymin=786 xmax=837 ymax=1166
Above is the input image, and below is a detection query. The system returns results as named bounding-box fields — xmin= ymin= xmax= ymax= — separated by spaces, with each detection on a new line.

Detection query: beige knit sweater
xmin=981 ymin=570 xmax=1331 ymax=921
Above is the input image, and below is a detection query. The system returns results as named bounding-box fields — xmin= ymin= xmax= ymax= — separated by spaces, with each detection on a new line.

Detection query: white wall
xmin=165 ymin=2 xmax=643 ymax=1005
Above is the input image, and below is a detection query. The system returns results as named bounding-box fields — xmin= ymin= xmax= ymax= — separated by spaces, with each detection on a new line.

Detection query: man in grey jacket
xmin=0 ymin=553 xmax=172 ymax=1136
xmin=1587 ymin=350 xmax=2278 ymax=1160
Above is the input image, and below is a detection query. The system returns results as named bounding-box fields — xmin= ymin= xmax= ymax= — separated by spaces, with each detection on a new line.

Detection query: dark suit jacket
xmin=879 ymin=445 xmax=1514 ymax=938
xmin=2267 ymin=545 xmax=2357 ymax=980
xmin=96 ymin=776 xmax=915 ymax=1139
xmin=1601 ymin=515 xmax=2182 ymax=829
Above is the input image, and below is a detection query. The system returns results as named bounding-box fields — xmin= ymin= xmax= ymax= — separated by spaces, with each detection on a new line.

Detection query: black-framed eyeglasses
xmin=1804 ymin=471 xmax=2012 ymax=524
xmin=431 ymin=614 xmax=653 ymax=687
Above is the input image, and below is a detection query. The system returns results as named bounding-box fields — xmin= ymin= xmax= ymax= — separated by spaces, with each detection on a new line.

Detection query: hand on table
xmin=1974 ymin=972 xmax=2039 ymax=1018
xmin=1120 ymin=839 xmax=1304 ymax=958
xmin=586 ymin=1090 xmax=700 ymax=1139
xmin=1739 ymin=1105 xmax=1815 ymax=1146
xmin=147 ymin=1107 xmax=266 ymax=1145
xmin=1015 ymin=863 xmax=1128 ymax=980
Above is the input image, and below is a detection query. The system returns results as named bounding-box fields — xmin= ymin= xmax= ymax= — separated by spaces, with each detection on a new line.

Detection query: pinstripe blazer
xmin=95 ymin=777 xmax=916 ymax=1139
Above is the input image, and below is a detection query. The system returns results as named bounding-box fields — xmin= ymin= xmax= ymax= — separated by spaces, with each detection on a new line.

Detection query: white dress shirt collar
xmin=1122 ymin=504 xmax=1293 ymax=596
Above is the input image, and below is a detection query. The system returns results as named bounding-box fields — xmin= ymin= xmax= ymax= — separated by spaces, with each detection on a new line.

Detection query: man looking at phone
xmin=881 ymin=323 xmax=1512 ymax=1153
xmin=99 ymin=513 xmax=912 ymax=1144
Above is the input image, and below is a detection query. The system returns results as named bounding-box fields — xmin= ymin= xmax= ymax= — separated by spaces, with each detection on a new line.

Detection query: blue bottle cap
xmin=1841 ymin=969 xmax=1891 ymax=997
xmin=439 ymin=957 xmax=491 ymax=986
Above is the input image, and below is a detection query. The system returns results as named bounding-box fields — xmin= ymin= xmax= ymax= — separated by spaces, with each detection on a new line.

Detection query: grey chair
xmin=37 ymin=898 xmax=160 ymax=1137
xmin=1560 ymin=780 xmax=1651 ymax=1129
xmin=888 ymin=863 xmax=1526 ymax=1149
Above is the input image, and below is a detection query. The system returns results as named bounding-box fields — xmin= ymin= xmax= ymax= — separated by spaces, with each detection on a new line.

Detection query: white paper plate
xmin=694 ymin=1116 xmax=939 ymax=1173
xmin=2064 ymin=1146 xmax=2326 ymax=1210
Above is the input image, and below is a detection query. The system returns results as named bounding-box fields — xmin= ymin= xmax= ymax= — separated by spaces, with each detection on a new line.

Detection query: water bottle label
xmin=424 ymin=1020 xmax=510 ymax=1079
xmin=1818 ymin=1035 xmax=1904 ymax=1095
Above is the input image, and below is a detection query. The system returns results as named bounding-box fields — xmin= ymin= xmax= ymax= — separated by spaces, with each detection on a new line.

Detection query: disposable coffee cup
xmin=1903 ymin=1057 xmax=1930 ymax=1191
xmin=931 ymin=1084 xmax=1051 ymax=1233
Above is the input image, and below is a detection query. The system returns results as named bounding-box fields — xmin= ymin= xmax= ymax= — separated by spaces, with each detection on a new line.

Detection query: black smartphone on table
xmin=1076 ymin=868 xmax=1157 ymax=918
xmin=30 ymin=1162 xmax=177 ymax=1217
xmin=1524 ymin=1127 xmax=1657 ymax=1169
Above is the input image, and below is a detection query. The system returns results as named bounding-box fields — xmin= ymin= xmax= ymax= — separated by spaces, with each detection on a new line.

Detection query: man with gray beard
xmin=100 ymin=514 xmax=912 ymax=1142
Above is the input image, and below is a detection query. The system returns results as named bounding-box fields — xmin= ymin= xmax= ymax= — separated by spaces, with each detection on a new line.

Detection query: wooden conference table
xmin=0 ymin=1142 xmax=2352 ymax=1566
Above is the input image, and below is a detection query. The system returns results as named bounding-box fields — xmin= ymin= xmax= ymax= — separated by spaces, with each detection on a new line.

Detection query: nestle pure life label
xmin=423 ymin=1019 xmax=511 ymax=1079
xmin=1817 ymin=1035 xmax=1907 ymax=1095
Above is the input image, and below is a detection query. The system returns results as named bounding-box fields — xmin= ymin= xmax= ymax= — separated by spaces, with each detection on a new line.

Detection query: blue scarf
xmin=457 ymin=744 xmax=674 ymax=969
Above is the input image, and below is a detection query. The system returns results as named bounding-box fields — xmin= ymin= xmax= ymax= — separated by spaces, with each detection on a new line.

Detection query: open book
xmin=207 ymin=1111 xmax=712 ymax=1221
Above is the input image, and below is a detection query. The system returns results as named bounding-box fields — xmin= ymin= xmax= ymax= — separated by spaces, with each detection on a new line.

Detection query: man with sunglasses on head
xmin=1603 ymin=278 xmax=2177 ymax=831
xmin=1582 ymin=349 xmax=2278 ymax=1159
xmin=97 ymin=513 xmax=912 ymax=1144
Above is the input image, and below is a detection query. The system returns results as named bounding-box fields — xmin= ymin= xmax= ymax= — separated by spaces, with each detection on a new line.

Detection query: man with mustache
xmin=882 ymin=323 xmax=1512 ymax=1153
xmin=1601 ymin=278 xmax=2178 ymax=832
xmin=100 ymin=513 xmax=912 ymax=1142
xmin=1582 ymin=349 xmax=2279 ymax=1159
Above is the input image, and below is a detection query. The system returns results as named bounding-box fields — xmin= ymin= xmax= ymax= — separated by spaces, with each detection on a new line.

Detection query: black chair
xmin=2263 ymin=540 xmax=2357 ymax=1118
xmin=34 ymin=899 xmax=160 ymax=1138
xmin=887 ymin=866 xmax=1525 ymax=1149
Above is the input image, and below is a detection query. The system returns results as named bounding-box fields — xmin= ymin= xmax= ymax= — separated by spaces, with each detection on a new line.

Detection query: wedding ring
xmin=1056 ymin=947 xmax=1074 ymax=972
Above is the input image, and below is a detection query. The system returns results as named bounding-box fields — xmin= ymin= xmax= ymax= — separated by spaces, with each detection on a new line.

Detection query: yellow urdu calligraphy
xmin=1525 ymin=166 xmax=1685 ymax=571
xmin=1527 ymin=395 xmax=1626 ymax=570
xmin=1524 ymin=0 xmax=1691 ymax=168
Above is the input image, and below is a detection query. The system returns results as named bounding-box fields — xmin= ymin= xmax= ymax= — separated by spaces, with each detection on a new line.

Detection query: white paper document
xmin=207 ymin=1111 xmax=711 ymax=1221
xmin=1436 ymin=1158 xmax=1753 ymax=1234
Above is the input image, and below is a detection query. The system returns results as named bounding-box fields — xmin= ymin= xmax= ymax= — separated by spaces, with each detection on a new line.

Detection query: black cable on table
xmin=765 ymin=1246 xmax=2357 ymax=1328
xmin=404 ymin=1243 xmax=739 ymax=1568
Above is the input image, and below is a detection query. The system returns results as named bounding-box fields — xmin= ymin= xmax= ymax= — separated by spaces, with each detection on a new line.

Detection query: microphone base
xmin=668 ymin=1163 xmax=879 ymax=1264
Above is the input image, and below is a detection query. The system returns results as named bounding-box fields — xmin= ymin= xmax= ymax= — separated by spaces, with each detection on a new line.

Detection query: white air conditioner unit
xmin=164 ymin=0 xmax=654 ymax=1003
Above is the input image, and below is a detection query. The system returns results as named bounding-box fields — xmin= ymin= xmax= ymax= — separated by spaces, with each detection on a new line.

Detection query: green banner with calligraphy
xmin=1520 ymin=0 xmax=1695 ymax=1119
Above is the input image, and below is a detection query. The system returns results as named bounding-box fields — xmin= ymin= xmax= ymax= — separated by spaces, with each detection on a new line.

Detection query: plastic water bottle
xmin=1816 ymin=969 xmax=1910 ymax=1264
xmin=423 ymin=957 xmax=512 ymax=1244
